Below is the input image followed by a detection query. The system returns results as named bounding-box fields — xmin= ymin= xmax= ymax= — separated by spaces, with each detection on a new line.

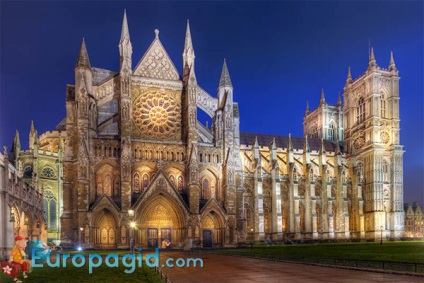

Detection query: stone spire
xmin=14 ymin=130 xmax=21 ymax=149
xmin=218 ymin=59 xmax=233 ymax=89
xmin=29 ymin=120 xmax=35 ymax=150
xmin=183 ymin=20 xmax=195 ymax=68
xmin=120 ymin=9 xmax=131 ymax=43
xmin=75 ymin=38 xmax=91 ymax=70
xmin=119 ymin=9 xmax=132 ymax=73
xmin=288 ymin=133 xmax=293 ymax=151
xmin=320 ymin=88 xmax=326 ymax=105
xmin=346 ymin=66 xmax=352 ymax=84
xmin=388 ymin=51 xmax=397 ymax=71
xmin=305 ymin=101 xmax=310 ymax=115
xmin=368 ymin=47 xmax=377 ymax=69
xmin=337 ymin=91 xmax=342 ymax=106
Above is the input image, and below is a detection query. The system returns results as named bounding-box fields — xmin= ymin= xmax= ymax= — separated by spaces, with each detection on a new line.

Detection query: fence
xmin=214 ymin=251 xmax=424 ymax=274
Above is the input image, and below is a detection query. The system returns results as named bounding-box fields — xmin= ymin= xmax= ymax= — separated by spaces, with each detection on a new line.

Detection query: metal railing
xmin=212 ymin=251 xmax=424 ymax=274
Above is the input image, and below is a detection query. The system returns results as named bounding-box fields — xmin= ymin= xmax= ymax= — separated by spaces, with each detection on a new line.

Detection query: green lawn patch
xmin=0 ymin=259 xmax=162 ymax=283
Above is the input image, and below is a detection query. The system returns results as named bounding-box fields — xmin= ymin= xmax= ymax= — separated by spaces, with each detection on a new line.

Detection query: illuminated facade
xmin=8 ymin=12 xmax=404 ymax=247
xmin=0 ymin=150 xmax=47 ymax=260
xmin=404 ymin=203 xmax=423 ymax=238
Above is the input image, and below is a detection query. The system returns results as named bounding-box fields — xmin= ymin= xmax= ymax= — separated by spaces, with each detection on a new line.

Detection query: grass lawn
xmin=0 ymin=252 xmax=163 ymax=283
xmin=213 ymin=241 xmax=424 ymax=273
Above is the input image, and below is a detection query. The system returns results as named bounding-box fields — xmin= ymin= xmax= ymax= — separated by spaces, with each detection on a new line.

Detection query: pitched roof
xmin=240 ymin=132 xmax=343 ymax=152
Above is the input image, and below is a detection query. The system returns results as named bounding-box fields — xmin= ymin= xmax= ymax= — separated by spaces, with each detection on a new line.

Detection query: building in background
xmin=4 ymin=11 xmax=405 ymax=248
xmin=0 ymin=149 xmax=47 ymax=261
xmin=404 ymin=202 xmax=424 ymax=238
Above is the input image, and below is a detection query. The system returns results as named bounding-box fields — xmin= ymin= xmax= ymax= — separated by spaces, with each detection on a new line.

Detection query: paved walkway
xmin=158 ymin=252 xmax=423 ymax=283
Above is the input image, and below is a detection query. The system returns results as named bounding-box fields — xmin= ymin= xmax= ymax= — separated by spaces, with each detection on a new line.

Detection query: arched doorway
xmin=202 ymin=211 xmax=224 ymax=248
xmin=136 ymin=194 xmax=185 ymax=249
xmin=94 ymin=209 xmax=117 ymax=248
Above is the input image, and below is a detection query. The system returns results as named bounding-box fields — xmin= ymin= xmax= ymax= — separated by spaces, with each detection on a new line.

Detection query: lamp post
xmin=128 ymin=209 xmax=135 ymax=253
xmin=250 ymin=228 xmax=254 ymax=249
xmin=380 ymin=226 xmax=383 ymax=245
xmin=77 ymin=227 xmax=84 ymax=251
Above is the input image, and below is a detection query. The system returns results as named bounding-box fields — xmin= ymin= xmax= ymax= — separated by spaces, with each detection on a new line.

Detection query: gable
xmin=133 ymin=34 xmax=180 ymax=81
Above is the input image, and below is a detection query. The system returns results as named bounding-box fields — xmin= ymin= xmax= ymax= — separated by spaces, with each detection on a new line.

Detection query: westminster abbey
xmin=7 ymin=11 xmax=405 ymax=248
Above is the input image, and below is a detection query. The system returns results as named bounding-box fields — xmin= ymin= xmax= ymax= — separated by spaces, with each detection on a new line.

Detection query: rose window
xmin=133 ymin=91 xmax=181 ymax=139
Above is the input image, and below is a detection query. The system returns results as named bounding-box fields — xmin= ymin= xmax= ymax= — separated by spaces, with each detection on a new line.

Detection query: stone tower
xmin=343 ymin=49 xmax=404 ymax=240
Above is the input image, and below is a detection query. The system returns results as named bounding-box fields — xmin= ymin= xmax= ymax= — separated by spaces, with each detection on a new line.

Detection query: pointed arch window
xmin=312 ymin=127 xmax=318 ymax=139
xmin=44 ymin=190 xmax=57 ymax=230
xmin=382 ymin=161 xmax=389 ymax=183
xmin=202 ymin=178 xmax=210 ymax=199
xmin=133 ymin=173 xmax=140 ymax=193
xmin=104 ymin=174 xmax=112 ymax=196
xmin=143 ymin=174 xmax=149 ymax=191
xmin=169 ymin=175 xmax=175 ymax=187
xmin=113 ymin=176 xmax=120 ymax=197
xmin=380 ymin=93 xmax=386 ymax=118
xmin=178 ymin=176 xmax=184 ymax=192
xmin=357 ymin=97 xmax=366 ymax=124
xmin=328 ymin=123 xmax=334 ymax=141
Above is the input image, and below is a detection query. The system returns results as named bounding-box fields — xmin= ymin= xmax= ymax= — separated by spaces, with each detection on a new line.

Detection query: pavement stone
xmin=157 ymin=252 xmax=424 ymax=283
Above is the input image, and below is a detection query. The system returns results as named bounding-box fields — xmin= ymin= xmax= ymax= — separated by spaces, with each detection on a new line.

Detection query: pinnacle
xmin=368 ymin=47 xmax=377 ymax=68
xmin=120 ymin=9 xmax=131 ymax=42
xmin=30 ymin=120 xmax=35 ymax=133
xmin=337 ymin=91 xmax=342 ymax=106
xmin=184 ymin=20 xmax=193 ymax=52
xmin=320 ymin=88 xmax=326 ymax=104
xmin=14 ymin=130 xmax=21 ymax=147
xmin=304 ymin=135 xmax=310 ymax=152
xmin=347 ymin=66 xmax=352 ymax=82
xmin=219 ymin=59 xmax=232 ymax=89
xmin=75 ymin=38 xmax=91 ymax=69
xmin=288 ymin=133 xmax=293 ymax=151
xmin=389 ymin=51 xmax=397 ymax=71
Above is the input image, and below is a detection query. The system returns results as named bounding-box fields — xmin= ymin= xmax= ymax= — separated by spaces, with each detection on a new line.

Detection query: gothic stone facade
xmin=0 ymin=150 xmax=47 ymax=261
xmin=10 ymin=12 xmax=404 ymax=248
xmin=9 ymin=124 xmax=64 ymax=241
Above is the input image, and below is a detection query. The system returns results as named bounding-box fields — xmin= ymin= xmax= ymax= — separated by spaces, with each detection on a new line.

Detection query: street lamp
xmin=128 ymin=209 xmax=135 ymax=253
xmin=380 ymin=226 xmax=384 ymax=245
xmin=78 ymin=227 xmax=84 ymax=251
xmin=250 ymin=228 xmax=254 ymax=249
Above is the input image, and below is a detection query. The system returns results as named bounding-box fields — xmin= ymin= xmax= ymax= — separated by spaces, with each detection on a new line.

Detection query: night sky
xmin=1 ymin=1 xmax=423 ymax=205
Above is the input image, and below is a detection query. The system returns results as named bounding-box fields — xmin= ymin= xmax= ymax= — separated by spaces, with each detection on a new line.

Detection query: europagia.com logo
xmin=32 ymin=248 xmax=203 ymax=274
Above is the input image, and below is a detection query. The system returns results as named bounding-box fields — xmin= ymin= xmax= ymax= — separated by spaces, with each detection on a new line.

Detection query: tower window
xmin=328 ymin=123 xmax=334 ymax=141
xmin=381 ymin=94 xmax=386 ymax=118
xmin=357 ymin=98 xmax=365 ymax=124
xmin=312 ymin=127 xmax=318 ymax=139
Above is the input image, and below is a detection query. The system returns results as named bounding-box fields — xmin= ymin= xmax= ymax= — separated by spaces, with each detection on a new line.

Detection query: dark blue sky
xmin=1 ymin=1 xmax=423 ymax=205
